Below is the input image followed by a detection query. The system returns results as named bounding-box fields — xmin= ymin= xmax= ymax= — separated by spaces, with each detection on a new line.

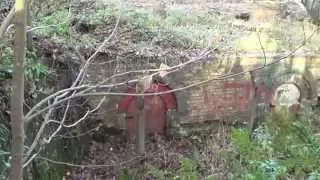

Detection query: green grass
xmin=33 ymin=4 xmax=234 ymax=50
xmin=32 ymin=2 xmax=320 ymax=56
xmin=121 ymin=6 xmax=233 ymax=49
xmin=33 ymin=10 xmax=70 ymax=37
xmin=228 ymin=108 xmax=320 ymax=179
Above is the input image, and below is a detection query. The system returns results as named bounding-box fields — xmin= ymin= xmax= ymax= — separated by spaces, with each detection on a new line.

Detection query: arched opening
xmin=117 ymin=76 xmax=177 ymax=135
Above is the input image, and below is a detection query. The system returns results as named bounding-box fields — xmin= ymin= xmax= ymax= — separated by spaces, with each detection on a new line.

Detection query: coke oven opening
xmin=117 ymin=77 xmax=177 ymax=135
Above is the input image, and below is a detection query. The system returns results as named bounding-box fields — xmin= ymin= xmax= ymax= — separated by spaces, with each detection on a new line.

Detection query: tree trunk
xmin=136 ymin=83 xmax=145 ymax=154
xmin=249 ymin=71 xmax=257 ymax=133
xmin=10 ymin=0 xmax=27 ymax=180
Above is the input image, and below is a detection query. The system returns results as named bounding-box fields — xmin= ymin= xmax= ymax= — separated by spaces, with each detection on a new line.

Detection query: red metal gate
xmin=117 ymin=82 xmax=177 ymax=135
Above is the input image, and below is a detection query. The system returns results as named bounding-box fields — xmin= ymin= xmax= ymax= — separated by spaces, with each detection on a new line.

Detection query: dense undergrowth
xmin=0 ymin=43 xmax=52 ymax=179
xmin=115 ymin=107 xmax=320 ymax=180
xmin=118 ymin=157 xmax=206 ymax=180
xmin=0 ymin=40 xmax=51 ymax=83
xmin=229 ymin=107 xmax=320 ymax=180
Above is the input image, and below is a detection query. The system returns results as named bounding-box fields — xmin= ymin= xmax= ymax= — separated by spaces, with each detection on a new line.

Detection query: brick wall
xmin=86 ymin=53 xmax=320 ymax=128
xmin=166 ymin=55 xmax=320 ymax=125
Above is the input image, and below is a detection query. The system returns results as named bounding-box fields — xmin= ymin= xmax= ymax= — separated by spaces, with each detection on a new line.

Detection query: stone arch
xmin=271 ymin=69 xmax=318 ymax=107
xmin=272 ymin=82 xmax=302 ymax=107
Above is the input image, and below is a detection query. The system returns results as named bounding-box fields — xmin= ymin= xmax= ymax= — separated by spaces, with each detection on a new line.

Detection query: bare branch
xmin=36 ymin=155 xmax=144 ymax=168
xmin=63 ymin=97 xmax=106 ymax=128
xmin=24 ymin=0 xmax=122 ymax=123
xmin=24 ymin=68 xmax=110 ymax=166
xmin=24 ymin=99 xmax=56 ymax=162
xmin=73 ymin=0 xmax=122 ymax=87
xmin=54 ymin=124 xmax=102 ymax=139
xmin=0 ymin=7 xmax=15 ymax=39
xmin=23 ymin=1 xmax=122 ymax=159
xmin=256 ymin=31 xmax=267 ymax=67
xmin=43 ymin=99 xmax=72 ymax=144
xmin=23 ymin=147 xmax=42 ymax=168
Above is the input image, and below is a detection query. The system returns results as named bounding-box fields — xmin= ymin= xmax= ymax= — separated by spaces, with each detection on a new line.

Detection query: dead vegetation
xmin=67 ymin=122 xmax=231 ymax=179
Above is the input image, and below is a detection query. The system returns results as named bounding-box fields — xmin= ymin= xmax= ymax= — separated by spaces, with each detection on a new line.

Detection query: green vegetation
xmin=119 ymin=157 xmax=201 ymax=180
xmin=0 ymin=41 xmax=51 ymax=81
xmin=0 ymin=43 xmax=52 ymax=179
xmin=123 ymin=6 xmax=232 ymax=49
xmin=32 ymin=10 xmax=70 ymax=37
xmin=32 ymin=2 xmax=320 ymax=58
xmin=31 ymin=2 xmax=320 ymax=55
xmin=115 ymin=107 xmax=320 ymax=179
xmin=31 ymin=136 xmax=89 ymax=180
xmin=0 ymin=41 xmax=52 ymax=96
xmin=228 ymin=108 xmax=320 ymax=179
xmin=0 ymin=125 xmax=10 ymax=180
xmin=32 ymin=5 xmax=235 ymax=50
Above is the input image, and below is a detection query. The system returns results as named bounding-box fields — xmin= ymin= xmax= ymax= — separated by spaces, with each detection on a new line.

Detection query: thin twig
xmin=54 ymin=125 xmax=102 ymax=139
xmin=24 ymin=0 xmax=122 ymax=122
xmin=36 ymin=155 xmax=144 ymax=168
xmin=256 ymin=30 xmax=267 ymax=67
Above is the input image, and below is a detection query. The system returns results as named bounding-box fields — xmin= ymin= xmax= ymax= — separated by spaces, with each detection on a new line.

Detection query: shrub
xmin=228 ymin=108 xmax=320 ymax=179
xmin=33 ymin=10 xmax=70 ymax=37
xmin=119 ymin=157 xmax=200 ymax=180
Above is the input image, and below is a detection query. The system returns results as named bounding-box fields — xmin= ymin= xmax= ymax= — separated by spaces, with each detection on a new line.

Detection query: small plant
xmin=25 ymin=51 xmax=51 ymax=83
xmin=119 ymin=157 xmax=199 ymax=180
xmin=33 ymin=10 xmax=70 ymax=37
xmin=146 ymin=163 xmax=172 ymax=180
xmin=173 ymin=158 xmax=198 ymax=180
xmin=125 ymin=8 xmax=161 ymax=31
xmin=0 ymin=41 xmax=52 ymax=96
xmin=165 ymin=6 xmax=189 ymax=26
xmin=75 ymin=7 xmax=115 ymax=25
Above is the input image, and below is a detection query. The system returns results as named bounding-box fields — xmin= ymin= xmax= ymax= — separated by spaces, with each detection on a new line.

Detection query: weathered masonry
xmin=86 ymin=51 xmax=320 ymax=132
xmin=83 ymin=1 xmax=320 ymax=131
xmin=167 ymin=55 xmax=320 ymax=126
